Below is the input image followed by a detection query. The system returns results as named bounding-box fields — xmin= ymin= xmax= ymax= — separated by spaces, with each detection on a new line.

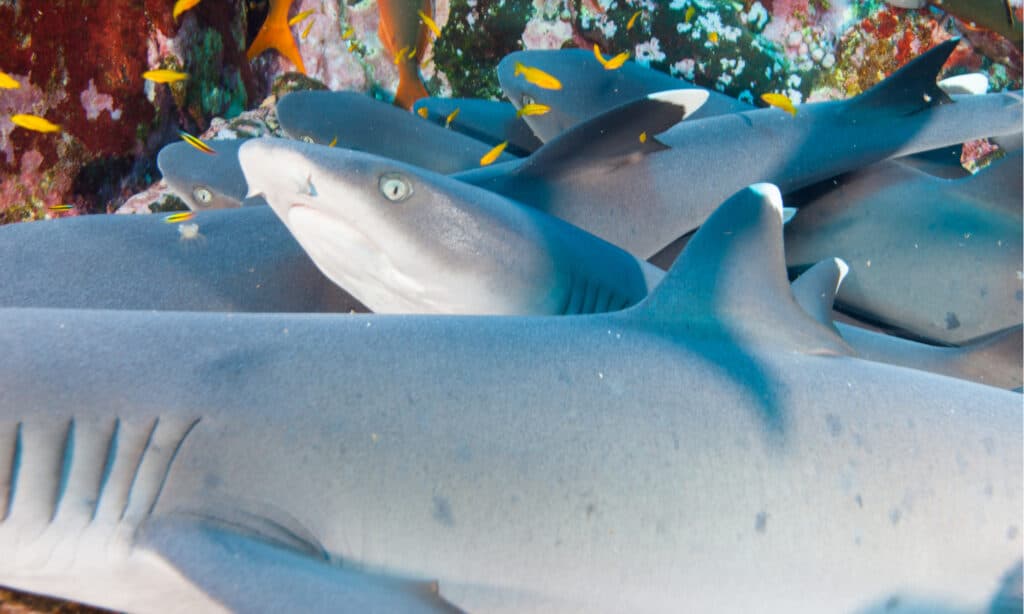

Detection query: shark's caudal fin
xmin=629 ymin=184 xmax=852 ymax=355
xmin=849 ymin=38 xmax=958 ymax=115
xmin=516 ymin=89 xmax=709 ymax=177
xmin=790 ymin=258 xmax=849 ymax=334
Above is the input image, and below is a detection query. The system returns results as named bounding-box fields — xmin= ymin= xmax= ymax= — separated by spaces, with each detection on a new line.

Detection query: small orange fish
xmin=416 ymin=107 xmax=429 ymax=118
xmin=48 ymin=204 xmax=74 ymax=212
xmin=479 ymin=141 xmax=508 ymax=166
xmin=515 ymin=103 xmax=551 ymax=117
xmin=247 ymin=0 xmax=306 ymax=74
xmin=348 ymin=41 xmax=359 ymax=52
xmin=11 ymin=114 xmax=60 ymax=133
xmin=288 ymin=8 xmax=314 ymax=26
xmin=173 ymin=0 xmax=202 ymax=21
xmin=708 ymin=31 xmax=719 ymax=44
xmin=445 ymin=107 xmax=460 ymax=126
xmin=761 ymin=92 xmax=797 ymax=116
xmin=394 ymin=45 xmax=410 ymax=65
xmin=513 ymin=62 xmax=562 ymax=90
xmin=626 ymin=10 xmax=642 ymax=30
xmin=341 ymin=26 xmax=355 ymax=40
xmin=301 ymin=20 xmax=314 ymax=40
xmin=328 ymin=136 xmax=338 ymax=147
xmin=179 ymin=130 xmax=217 ymax=155
xmin=164 ymin=211 xmax=196 ymax=224
xmin=593 ymin=45 xmax=629 ymax=70
xmin=418 ymin=9 xmax=442 ymax=38
xmin=685 ymin=6 xmax=695 ymax=22
xmin=0 ymin=71 xmax=20 ymax=89
xmin=639 ymin=131 xmax=647 ymax=143
xmin=143 ymin=69 xmax=188 ymax=84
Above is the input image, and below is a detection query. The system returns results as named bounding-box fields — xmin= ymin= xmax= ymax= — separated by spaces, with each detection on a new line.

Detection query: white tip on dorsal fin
xmin=790 ymin=258 xmax=849 ymax=333
xmin=631 ymin=184 xmax=852 ymax=355
xmin=647 ymin=89 xmax=710 ymax=120
xmin=938 ymin=73 xmax=990 ymax=96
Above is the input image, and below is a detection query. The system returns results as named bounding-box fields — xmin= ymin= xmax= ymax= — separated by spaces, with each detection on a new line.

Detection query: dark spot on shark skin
xmin=945 ymin=312 xmax=960 ymax=330
xmin=982 ymin=437 xmax=996 ymax=455
xmin=432 ymin=496 xmax=454 ymax=527
xmin=884 ymin=596 xmax=900 ymax=611
xmin=979 ymin=287 xmax=988 ymax=298
xmin=889 ymin=508 xmax=902 ymax=526
xmin=855 ymin=494 xmax=863 ymax=508
xmin=755 ymin=511 xmax=768 ymax=534
xmin=585 ymin=503 xmax=597 ymax=519
xmin=825 ymin=414 xmax=843 ymax=437
xmin=1008 ymin=526 xmax=1019 ymax=541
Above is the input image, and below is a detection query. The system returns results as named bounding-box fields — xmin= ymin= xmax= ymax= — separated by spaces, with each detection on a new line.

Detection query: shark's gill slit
xmin=121 ymin=418 xmax=159 ymax=521
xmin=146 ymin=417 xmax=201 ymax=517
xmin=51 ymin=418 xmax=76 ymax=523
xmin=3 ymin=423 xmax=22 ymax=523
xmin=91 ymin=418 xmax=120 ymax=523
xmin=558 ymin=273 xmax=574 ymax=315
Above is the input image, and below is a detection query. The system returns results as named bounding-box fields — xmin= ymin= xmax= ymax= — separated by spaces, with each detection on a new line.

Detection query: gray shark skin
xmin=496 ymin=48 xmax=749 ymax=142
xmin=157 ymin=139 xmax=267 ymax=211
xmin=276 ymin=90 xmax=517 ymax=174
xmin=0 ymin=185 xmax=1019 ymax=613
xmin=785 ymin=151 xmax=1023 ymax=345
xmin=457 ymin=41 xmax=1023 ymax=259
xmin=240 ymin=138 xmax=660 ymax=315
xmin=412 ymin=97 xmax=542 ymax=156
xmin=792 ymin=259 xmax=1023 ymax=390
xmin=0 ymin=207 xmax=365 ymax=313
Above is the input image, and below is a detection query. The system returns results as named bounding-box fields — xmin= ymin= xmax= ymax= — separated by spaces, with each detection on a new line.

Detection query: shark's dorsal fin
xmin=791 ymin=258 xmax=849 ymax=334
xmin=850 ymin=39 xmax=958 ymax=115
xmin=629 ymin=184 xmax=852 ymax=355
xmin=517 ymin=89 xmax=709 ymax=177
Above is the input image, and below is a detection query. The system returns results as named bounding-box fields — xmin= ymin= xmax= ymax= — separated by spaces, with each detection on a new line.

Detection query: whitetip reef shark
xmin=455 ymin=40 xmax=1023 ymax=259
xmin=157 ymin=139 xmax=268 ymax=211
xmin=0 ymin=184 xmax=1020 ymax=613
xmin=785 ymin=150 xmax=1023 ymax=345
xmin=412 ymin=97 xmax=543 ymax=156
xmin=237 ymin=138 xmax=1021 ymax=389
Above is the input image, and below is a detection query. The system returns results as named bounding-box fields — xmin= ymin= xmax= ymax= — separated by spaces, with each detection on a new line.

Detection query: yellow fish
xmin=639 ymin=131 xmax=647 ymax=143
xmin=48 ymin=204 xmax=74 ymax=212
xmin=761 ymin=92 xmax=797 ymax=116
xmin=479 ymin=141 xmax=508 ymax=166
xmin=685 ymin=6 xmax=695 ymax=22
xmin=11 ymin=114 xmax=60 ymax=133
xmin=513 ymin=62 xmax=561 ymax=90
xmin=515 ymin=103 xmax=551 ymax=117
xmin=288 ymin=8 xmax=314 ymax=26
xmin=173 ymin=0 xmax=202 ymax=21
xmin=348 ymin=41 xmax=359 ymax=52
xmin=445 ymin=107 xmax=460 ymax=126
xmin=394 ymin=45 xmax=410 ymax=65
xmin=417 ymin=107 xmax=429 ymax=118
xmin=341 ymin=26 xmax=355 ymax=40
xmin=301 ymin=20 xmax=314 ymax=40
xmin=164 ymin=211 xmax=196 ymax=224
xmin=328 ymin=136 xmax=338 ymax=147
xmin=418 ymin=9 xmax=442 ymax=38
xmin=708 ymin=31 xmax=719 ymax=44
xmin=179 ymin=130 xmax=217 ymax=155
xmin=626 ymin=10 xmax=642 ymax=30
xmin=593 ymin=45 xmax=629 ymax=70
xmin=143 ymin=69 xmax=188 ymax=84
xmin=0 ymin=71 xmax=20 ymax=90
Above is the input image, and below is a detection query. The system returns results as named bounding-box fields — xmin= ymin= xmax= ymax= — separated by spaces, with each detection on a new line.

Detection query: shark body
xmin=0 ymin=185 xmax=1019 ymax=613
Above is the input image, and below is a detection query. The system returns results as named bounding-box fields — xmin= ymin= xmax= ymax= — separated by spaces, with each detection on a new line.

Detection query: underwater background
xmin=0 ymin=0 xmax=1020 ymax=224
xmin=0 ymin=0 xmax=1020 ymax=611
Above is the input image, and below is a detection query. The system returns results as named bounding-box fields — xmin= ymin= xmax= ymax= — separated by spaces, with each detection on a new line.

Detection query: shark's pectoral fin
xmin=850 ymin=38 xmax=958 ymax=115
xmin=627 ymin=183 xmax=853 ymax=356
xmin=790 ymin=258 xmax=849 ymax=335
xmin=516 ymin=89 xmax=709 ymax=177
xmin=139 ymin=516 xmax=459 ymax=613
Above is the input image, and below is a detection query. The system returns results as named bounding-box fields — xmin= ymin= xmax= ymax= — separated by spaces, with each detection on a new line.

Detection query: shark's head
xmin=496 ymin=49 xmax=679 ymax=142
xmin=157 ymin=139 xmax=263 ymax=210
xmin=238 ymin=138 xmax=570 ymax=314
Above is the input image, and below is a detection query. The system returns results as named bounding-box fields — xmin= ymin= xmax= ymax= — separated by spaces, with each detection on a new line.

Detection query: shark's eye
xmin=301 ymin=135 xmax=315 ymax=144
xmin=192 ymin=186 xmax=213 ymax=205
xmin=379 ymin=174 xmax=412 ymax=202
xmin=521 ymin=94 xmax=536 ymax=107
